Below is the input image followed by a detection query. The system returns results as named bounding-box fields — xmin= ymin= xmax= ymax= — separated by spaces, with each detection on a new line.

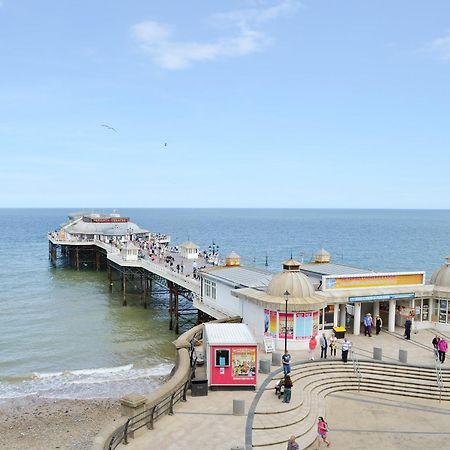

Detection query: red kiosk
xmin=204 ymin=323 xmax=258 ymax=388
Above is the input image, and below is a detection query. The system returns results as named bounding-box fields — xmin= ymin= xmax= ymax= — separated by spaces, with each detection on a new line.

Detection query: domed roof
xmin=314 ymin=247 xmax=331 ymax=263
xmin=431 ymin=256 xmax=450 ymax=288
xmin=282 ymin=258 xmax=302 ymax=271
xmin=181 ymin=241 xmax=199 ymax=249
xmin=226 ymin=251 xmax=240 ymax=259
xmin=266 ymin=270 xmax=315 ymax=298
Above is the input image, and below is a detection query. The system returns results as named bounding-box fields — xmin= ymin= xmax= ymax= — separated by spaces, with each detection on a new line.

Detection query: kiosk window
xmin=215 ymin=349 xmax=230 ymax=367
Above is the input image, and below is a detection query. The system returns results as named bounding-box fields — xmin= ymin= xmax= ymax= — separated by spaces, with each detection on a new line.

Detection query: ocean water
xmin=0 ymin=208 xmax=449 ymax=401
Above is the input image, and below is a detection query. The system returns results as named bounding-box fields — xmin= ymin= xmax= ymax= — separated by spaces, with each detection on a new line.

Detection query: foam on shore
xmin=0 ymin=363 xmax=173 ymax=402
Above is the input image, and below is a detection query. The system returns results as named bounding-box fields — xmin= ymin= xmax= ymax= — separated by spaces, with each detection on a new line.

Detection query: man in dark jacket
xmin=404 ymin=318 xmax=412 ymax=340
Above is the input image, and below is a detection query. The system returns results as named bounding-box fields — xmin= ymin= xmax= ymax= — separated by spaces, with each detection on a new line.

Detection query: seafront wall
xmin=91 ymin=316 xmax=241 ymax=450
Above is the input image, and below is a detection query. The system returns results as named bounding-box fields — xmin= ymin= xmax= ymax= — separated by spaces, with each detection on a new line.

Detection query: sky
xmin=0 ymin=0 xmax=449 ymax=208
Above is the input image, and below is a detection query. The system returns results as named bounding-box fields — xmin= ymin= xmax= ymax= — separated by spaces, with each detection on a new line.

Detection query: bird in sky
xmin=164 ymin=142 xmax=167 ymax=147
xmin=101 ymin=124 xmax=118 ymax=133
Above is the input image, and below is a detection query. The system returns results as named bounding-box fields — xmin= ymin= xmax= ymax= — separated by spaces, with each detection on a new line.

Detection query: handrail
xmin=351 ymin=349 xmax=362 ymax=392
xmin=107 ymin=336 xmax=199 ymax=450
xmin=434 ymin=348 xmax=444 ymax=403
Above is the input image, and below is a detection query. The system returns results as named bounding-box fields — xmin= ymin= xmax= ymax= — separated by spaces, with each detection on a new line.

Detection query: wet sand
xmin=0 ymin=397 xmax=120 ymax=450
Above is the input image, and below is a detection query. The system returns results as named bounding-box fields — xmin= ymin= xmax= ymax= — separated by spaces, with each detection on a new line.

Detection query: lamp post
xmin=208 ymin=241 xmax=219 ymax=254
xmin=208 ymin=241 xmax=219 ymax=265
xmin=284 ymin=290 xmax=290 ymax=354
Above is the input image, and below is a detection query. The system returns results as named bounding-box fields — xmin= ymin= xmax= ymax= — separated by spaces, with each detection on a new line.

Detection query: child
xmin=318 ymin=416 xmax=331 ymax=447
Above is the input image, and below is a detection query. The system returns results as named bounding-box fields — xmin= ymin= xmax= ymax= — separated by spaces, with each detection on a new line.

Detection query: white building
xmin=62 ymin=213 xmax=150 ymax=242
xmin=180 ymin=241 xmax=199 ymax=260
xmin=200 ymin=249 xmax=450 ymax=350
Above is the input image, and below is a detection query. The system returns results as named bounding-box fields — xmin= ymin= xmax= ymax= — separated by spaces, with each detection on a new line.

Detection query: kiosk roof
xmin=204 ymin=323 xmax=257 ymax=345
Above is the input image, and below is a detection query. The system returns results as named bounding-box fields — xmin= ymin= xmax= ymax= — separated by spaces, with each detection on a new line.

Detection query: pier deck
xmin=48 ymin=237 xmax=231 ymax=329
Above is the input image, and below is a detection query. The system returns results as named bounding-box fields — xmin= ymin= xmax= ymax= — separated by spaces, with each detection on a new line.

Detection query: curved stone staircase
xmin=250 ymin=359 xmax=450 ymax=450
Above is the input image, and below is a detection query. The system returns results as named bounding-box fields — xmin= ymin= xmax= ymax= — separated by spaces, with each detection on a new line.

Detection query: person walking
xmin=432 ymin=336 xmax=440 ymax=359
xmin=317 ymin=416 xmax=331 ymax=447
xmin=286 ymin=435 xmax=299 ymax=450
xmin=282 ymin=375 xmax=293 ymax=403
xmin=375 ymin=315 xmax=383 ymax=335
xmin=309 ymin=335 xmax=317 ymax=360
xmin=404 ymin=318 xmax=412 ymax=340
xmin=432 ymin=335 xmax=440 ymax=349
xmin=282 ymin=351 xmax=291 ymax=376
xmin=341 ymin=338 xmax=351 ymax=363
xmin=320 ymin=333 xmax=328 ymax=359
xmin=364 ymin=313 xmax=373 ymax=337
xmin=329 ymin=334 xmax=337 ymax=357
xmin=437 ymin=338 xmax=448 ymax=364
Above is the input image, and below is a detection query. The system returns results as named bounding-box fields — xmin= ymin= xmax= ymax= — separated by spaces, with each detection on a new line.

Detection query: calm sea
xmin=0 ymin=208 xmax=449 ymax=401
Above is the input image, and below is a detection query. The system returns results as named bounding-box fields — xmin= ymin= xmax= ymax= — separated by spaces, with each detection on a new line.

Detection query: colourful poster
xmin=295 ymin=312 xmax=312 ymax=340
xmin=312 ymin=311 xmax=319 ymax=336
xmin=264 ymin=309 xmax=270 ymax=335
xmin=269 ymin=310 xmax=277 ymax=337
xmin=264 ymin=309 xmax=277 ymax=337
xmin=278 ymin=312 xmax=294 ymax=340
xmin=231 ymin=347 xmax=256 ymax=378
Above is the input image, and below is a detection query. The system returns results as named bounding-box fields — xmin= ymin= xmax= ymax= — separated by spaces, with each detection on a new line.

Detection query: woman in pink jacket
xmin=309 ymin=335 xmax=317 ymax=360
xmin=437 ymin=338 xmax=448 ymax=364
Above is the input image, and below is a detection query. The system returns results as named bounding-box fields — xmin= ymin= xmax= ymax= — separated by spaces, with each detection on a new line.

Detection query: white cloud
xmin=430 ymin=31 xmax=450 ymax=60
xmin=130 ymin=1 xmax=300 ymax=69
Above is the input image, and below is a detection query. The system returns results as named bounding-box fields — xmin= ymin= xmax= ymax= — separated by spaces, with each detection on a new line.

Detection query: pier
xmin=48 ymin=212 xmax=230 ymax=334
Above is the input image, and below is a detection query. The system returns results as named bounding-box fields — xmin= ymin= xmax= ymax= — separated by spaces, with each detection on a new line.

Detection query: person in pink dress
xmin=317 ymin=416 xmax=331 ymax=447
xmin=309 ymin=335 xmax=317 ymax=360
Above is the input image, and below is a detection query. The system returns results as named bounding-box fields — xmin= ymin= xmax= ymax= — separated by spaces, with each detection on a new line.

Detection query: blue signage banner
xmin=348 ymin=293 xmax=415 ymax=303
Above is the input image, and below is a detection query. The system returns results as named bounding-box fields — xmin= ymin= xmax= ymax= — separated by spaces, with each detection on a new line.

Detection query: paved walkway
xmin=122 ymin=327 xmax=449 ymax=450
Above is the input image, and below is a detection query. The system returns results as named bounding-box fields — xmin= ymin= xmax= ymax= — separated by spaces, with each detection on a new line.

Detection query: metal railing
xmin=107 ymin=333 xmax=200 ymax=450
xmin=351 ymin=349 xmax=362 ymax=392
xmin=434 ymin=349 xmax=444 ymax=403
xmin=108 ymin=379 xmax=191 ymax=450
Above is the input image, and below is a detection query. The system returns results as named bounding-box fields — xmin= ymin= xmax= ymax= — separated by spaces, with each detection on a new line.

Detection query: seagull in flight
xmin=101 ymin=124 xmax=118 ymax=133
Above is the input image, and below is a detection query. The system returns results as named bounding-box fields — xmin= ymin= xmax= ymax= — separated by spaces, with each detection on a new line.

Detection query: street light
xmin=208 ymin=241 xmax=219 ymax=254
xmin=284 ymin=290 xmax=290 ymax=353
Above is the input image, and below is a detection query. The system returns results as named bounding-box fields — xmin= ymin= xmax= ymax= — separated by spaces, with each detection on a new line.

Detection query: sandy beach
xmin=0 ymin=397 xmax=120 ymax=450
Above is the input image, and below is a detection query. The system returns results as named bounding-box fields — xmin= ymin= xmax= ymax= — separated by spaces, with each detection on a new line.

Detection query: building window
xmin=204 ymin=279 xmax=216 ymax=300
xmin=439 ymin=299 xmax=449 ymax=324
xmin=215 ymin=349 xmax=230 ymax=367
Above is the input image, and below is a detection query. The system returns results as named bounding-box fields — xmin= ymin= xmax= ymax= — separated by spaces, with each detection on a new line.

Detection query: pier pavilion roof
xmin=65 ymin=219 xmax=149 ymax=236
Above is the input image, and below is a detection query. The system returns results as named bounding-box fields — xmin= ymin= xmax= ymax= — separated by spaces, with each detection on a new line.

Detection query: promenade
xmin=120 ymin=327 xmax=449 ymax=450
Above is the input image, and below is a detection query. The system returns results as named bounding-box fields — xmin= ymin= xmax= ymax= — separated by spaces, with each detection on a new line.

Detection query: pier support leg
xmin=96 ymin=251 xmax=100 ymax=271
xmin=174 ymin=289 xmax=179 ymax=335
xmin=108 ymin=264 xmax=113 ymax=292
xmin=76 ymin=247 xmax=80 ymax=271
xmin=169 ymin=287 xmax=173 ymax=331
xmin=122 ymin=272 xmax=127 ymax=306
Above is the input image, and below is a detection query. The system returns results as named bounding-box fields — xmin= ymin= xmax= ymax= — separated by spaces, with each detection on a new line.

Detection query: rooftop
xmin=204 ymin=323 xmax=257 ymax=345
xmin=300 ymin=262 xmax=376 ymax=277
xmin=201 ymin=265 xmax=273 ymax=288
